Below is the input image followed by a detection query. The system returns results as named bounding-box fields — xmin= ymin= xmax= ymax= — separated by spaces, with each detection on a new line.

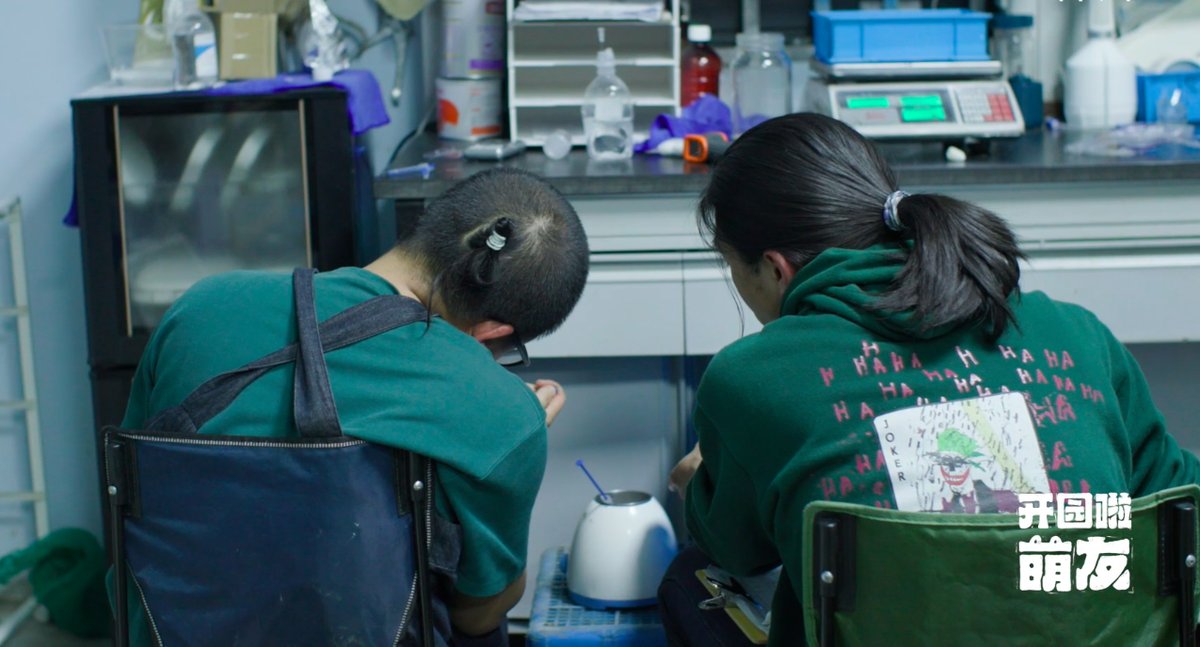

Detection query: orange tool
xmin=683 ymin=132 xmax=731 ymax=163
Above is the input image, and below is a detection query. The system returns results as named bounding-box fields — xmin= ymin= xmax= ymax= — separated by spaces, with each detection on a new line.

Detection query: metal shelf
xmin=507 ymin=0 xmax=681 ymax=147
xmin=511 ymin=57 xmax=676 ymax=68
xmin=0 ymin=492 xmax=45 ymax=504
xmin=511 ymin=97 xmax=678 ymax=108
xmin=0 ymin=197 xmax=47 ymax=647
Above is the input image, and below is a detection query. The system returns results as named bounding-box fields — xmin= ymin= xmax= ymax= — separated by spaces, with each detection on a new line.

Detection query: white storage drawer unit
xmin=541 ymin=181 xmax=1200 ymax=359
xmin=526 ymin=253 xmax=685 ymax=357
xmin=505 ymin=0 xmax=681 ymax=146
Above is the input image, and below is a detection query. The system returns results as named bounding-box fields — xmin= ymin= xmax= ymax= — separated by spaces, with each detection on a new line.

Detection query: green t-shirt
xmin=685 ymin=245 xmax=1200 ymax=646
xmin=123 ymin=267 xmax=548 ymax=597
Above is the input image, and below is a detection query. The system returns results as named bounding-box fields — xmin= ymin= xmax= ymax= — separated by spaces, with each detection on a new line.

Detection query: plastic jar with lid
xmin=731 ymin=32 xmax=791 ymax=136
xmin=681 ymin=24 xmax=721 ymax=107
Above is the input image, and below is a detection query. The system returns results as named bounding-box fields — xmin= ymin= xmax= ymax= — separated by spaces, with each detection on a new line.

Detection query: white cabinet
xmin=1021 ymin=252 xmax=1200 ymax=343
xmin=528 ymin=181 xmax=1200 ymax=358
xmin=946 ymin=181 xmax=1200 ymax=344
xmin=526 ymin=253 xmax=685 ymax=357
xmin=682 ymin=252 xmax=762 ymax=356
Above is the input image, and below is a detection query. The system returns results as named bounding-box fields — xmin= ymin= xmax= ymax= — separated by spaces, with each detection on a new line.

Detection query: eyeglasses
xmin=493 ymin=334 xmax=530 ymax=368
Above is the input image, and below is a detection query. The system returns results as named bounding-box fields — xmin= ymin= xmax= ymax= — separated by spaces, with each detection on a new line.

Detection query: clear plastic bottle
xmin=994 ymin=14 xmax=1042 ymax=130
xmin=170 ymin=1 xmax=218 ymax=89
xmin=681 ymin=24 xmax=721 ymax=108
xmin=582 ymin=48 xmax=634 ymax=161
xmin=731 ymin=32 xmax=791 ymax=136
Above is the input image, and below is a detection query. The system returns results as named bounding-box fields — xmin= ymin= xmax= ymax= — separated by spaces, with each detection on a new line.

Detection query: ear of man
xmin=467 ymin=320 xmax=515 ymax=344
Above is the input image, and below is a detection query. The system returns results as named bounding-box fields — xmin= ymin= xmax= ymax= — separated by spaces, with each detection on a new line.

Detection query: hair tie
xmin=485 ymin=218 xmax=513 ymax=251
xmin=882 ymin=190 xmax=910 ymax=232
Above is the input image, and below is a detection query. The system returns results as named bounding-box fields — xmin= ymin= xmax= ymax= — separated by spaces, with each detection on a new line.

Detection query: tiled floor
xmin=3 ymin=617 xmax=109 ymax=647
xmin=0 ymin=580 xmax=108 ymax=647
xmin=0 ymin=578 xmax=530 ymax=647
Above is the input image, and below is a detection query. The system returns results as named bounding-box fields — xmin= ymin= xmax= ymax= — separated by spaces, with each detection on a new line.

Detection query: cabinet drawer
xmin=1022 ymin=251 xmax=1200 ymax=343
xmin=528 ymin=253 xmax=685 ymax=357
xmin=682 ymin=254 xmax=762 ymax=356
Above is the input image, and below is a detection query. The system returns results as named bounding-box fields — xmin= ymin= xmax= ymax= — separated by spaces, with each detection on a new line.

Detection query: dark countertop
xmin=375 ymin=130 xmax=1200 ymax=201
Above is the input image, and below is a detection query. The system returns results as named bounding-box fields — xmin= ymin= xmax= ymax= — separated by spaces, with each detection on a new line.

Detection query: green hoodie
xmin=684 ymin=245 xmax=1200 ymax=646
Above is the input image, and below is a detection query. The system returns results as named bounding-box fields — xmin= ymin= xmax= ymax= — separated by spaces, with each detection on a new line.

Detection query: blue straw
xmin=575 ymin=459 xmax=611 ymax=502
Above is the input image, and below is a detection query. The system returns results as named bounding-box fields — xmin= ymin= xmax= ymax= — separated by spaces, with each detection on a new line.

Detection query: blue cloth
xmin=635 ymin=95 xmax=733 ymax=154
xmin=207 ymin=69 xmax=389 ymax=135
xmin=63 ymin=69 xmax=387 ymax=227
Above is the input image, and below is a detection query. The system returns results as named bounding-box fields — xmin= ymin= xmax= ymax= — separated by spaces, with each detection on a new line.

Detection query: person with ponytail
xmin=659 ymin=114 xmax=1200 ymax=646
xmin=121 ymin=168 xmax=589 ymax=646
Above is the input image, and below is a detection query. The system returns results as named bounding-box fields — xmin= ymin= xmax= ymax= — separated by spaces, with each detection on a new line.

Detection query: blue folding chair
xmin=104 ymin=269 xmax=457 ymax=647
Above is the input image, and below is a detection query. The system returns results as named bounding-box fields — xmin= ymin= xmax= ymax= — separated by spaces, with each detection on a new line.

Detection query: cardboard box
xmin=218 ymin=12 xmax=278 ymax=80
xmin=200 ymin=0 xmax=307 ymax=22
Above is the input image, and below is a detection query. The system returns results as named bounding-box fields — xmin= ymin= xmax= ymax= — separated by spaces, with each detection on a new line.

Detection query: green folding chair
xmin=802 ymin=485 xmax=1200 ymax=647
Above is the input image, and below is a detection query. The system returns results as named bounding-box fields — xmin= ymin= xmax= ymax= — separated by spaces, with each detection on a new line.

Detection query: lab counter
xmin=377 ymin=130 xmax=1200 ymax=352
xmin=375 ymin=130 xmax=1200 ymax=199
xmin=375 ymin=131 xmax=1200 ymax=620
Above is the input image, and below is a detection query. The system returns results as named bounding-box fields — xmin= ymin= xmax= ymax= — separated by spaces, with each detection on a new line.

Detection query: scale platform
xmin=812 ymin=59 xmax=1003 ymax=81
xmin=808 ymin=60 xmax=1025 ymax=140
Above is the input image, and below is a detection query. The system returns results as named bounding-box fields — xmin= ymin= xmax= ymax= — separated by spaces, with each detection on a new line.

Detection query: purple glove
xmin=635 ymin=95 xmax=733 ymax=154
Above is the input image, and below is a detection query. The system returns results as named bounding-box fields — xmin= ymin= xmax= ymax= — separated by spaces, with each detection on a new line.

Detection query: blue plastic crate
xmin=1137 ymin=71 xmax=1200 ymax=123
xmin=812 ymin=9 xmax=992 ymax=64
xmin=528 ymin=548 xmax=667 ymax=647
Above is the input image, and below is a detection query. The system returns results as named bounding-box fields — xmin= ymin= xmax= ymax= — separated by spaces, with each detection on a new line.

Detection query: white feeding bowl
xmin=567 ymin=490 xmax=678 ymax=609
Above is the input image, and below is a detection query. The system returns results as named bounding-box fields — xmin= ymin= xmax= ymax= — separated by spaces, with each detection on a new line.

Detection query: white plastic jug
xmin=566 ymin=490 xmax=678 ymax=609
xmin=1064 ymin=0 xmax=1137 ymax=128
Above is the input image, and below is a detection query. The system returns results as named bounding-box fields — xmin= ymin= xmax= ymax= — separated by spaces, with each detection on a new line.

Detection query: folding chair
xmin=103 ymin=269 xmax=456 ymax=647
xmin=802 ymin=485 xmax=1200 ymax=647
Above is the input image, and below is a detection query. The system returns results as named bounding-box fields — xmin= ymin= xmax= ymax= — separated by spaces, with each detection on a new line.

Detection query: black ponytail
xmin=429 ymin=217 xmax=516 ymax=329
xmin=456 ymin=217 xmax=514 ymax=291
xmin=700 ymin=113 xmax=1023 ymax=341
xmin=875 ymin=193 xmax=1023 ymax=340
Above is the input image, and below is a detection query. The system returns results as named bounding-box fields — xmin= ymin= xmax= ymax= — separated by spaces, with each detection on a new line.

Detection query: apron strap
xmin=146 ymin=274 xmax=430 ymax=435
xmin=292 ymin=268 xmax=341 ymax=438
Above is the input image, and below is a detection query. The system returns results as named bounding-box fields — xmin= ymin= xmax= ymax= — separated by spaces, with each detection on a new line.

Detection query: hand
xmin=527 ymin=379 xmax=566 ymax=427
xmin=668 ymin=444 xmax=703 ymax=500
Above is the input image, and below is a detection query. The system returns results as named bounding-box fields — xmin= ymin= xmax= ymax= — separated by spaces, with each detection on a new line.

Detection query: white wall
xmin=328 ymin=0 xmax=438 ymax=258
xmin=0 ymin=1 xmax=139 ymax=552
xmin=0 ymin=1 xmax=435 ymax=555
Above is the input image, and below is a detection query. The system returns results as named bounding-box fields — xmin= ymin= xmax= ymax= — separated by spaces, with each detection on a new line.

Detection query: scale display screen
xmin=841 ymin=91 xmax=952 ymax=124
xmin=819 ymin=79 xmax=1023 ymax=139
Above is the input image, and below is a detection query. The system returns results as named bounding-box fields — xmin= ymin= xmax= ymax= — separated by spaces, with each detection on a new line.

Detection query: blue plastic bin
xmin=1137 ymin=71 xmax=1200 ymax=123
xmin=528 ymin=548 xmax=667 ymax=647
xmin=812 ymin=9 xmax=992 ymax=64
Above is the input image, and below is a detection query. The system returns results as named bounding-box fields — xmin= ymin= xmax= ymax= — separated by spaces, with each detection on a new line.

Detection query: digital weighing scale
xmin=808 ymin=59 xmax=1025 ymax=140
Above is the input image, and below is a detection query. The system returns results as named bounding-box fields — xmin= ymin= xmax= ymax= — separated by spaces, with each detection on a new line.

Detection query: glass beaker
xmin=731 ymin=32 xmax=791 ymax=136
